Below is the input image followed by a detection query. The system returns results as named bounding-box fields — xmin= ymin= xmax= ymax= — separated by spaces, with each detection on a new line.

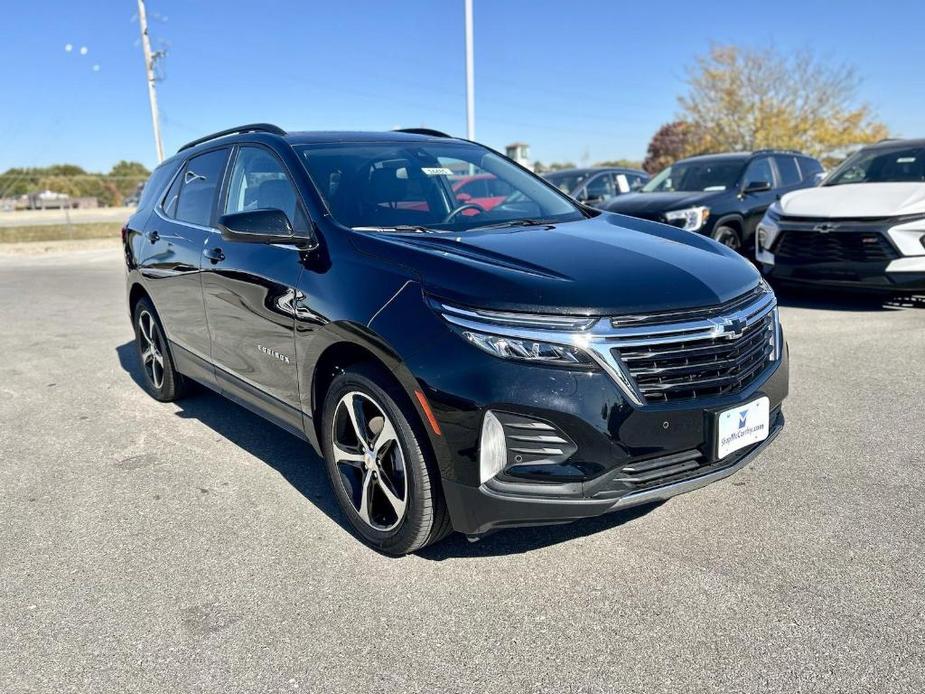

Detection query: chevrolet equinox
xmin=123 ymin=124 xmax=789 ymax=554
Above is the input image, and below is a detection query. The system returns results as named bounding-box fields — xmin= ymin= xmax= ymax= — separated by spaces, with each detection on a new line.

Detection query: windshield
xmin=824 ymin=146 xmax=925 ymax=186
xmin=642 ymin=159 xmax=744 ymax=193
xmin=295 ymin=141 xmax=583 ymax=232
xmin=543 ymin=171 xmax=591 ymax=194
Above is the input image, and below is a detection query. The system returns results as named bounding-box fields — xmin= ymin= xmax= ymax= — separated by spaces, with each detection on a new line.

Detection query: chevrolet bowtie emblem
xmin=720 ymin=317 xmax=747 ymax=339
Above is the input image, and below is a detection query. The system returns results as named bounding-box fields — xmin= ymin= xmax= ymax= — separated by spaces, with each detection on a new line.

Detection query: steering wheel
xmin=443 ymin=202 xmax=488 ymax=223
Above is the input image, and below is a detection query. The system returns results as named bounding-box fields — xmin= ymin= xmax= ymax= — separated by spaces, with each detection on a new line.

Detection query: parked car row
xmin=548 ymin=141 xmax=923 ymax=296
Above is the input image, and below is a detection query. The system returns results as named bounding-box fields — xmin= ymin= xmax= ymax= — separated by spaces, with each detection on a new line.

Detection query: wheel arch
xmin=305 ymin=330 xmax=451 ymax=472
xmin=128 ymin=281 xmax=153 ymax=318
xmin=712 ymin=213 xmax=745 ymax=236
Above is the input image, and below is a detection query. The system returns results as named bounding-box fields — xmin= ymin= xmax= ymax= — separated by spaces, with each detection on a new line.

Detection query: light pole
xmin=464 ymin=0 xmax=475 ymax=141
xmin=137 ymin=0 xmax=164 ymax=162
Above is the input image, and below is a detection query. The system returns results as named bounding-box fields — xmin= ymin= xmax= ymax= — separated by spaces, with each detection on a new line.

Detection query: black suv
xmin=604 ymin=150 xmax=823 ymax=253
xmin=124 ymin=124 xmax=789 ymax=554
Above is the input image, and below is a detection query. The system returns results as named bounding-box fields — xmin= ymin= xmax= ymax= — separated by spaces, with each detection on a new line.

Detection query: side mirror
xmin=217 ymin=209 xmax=315 ymax=249
xmin=455 ymin=192 xmax=472 ymax=202
xmin=742 ymin=180 xmax=772 ymax=195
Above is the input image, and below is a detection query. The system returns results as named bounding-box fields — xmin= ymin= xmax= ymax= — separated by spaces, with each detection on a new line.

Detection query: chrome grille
xmin=615 ymin=310 xmax=775 ymax=402
xmin=773 ymin=230 xmax=898 ymax=262
xmin=603 ymin=286 xmax=779 ymax=404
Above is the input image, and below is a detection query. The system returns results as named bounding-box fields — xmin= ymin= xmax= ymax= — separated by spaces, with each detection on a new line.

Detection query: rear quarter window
xmin=138 ymin=160 xmax=180 ymax=210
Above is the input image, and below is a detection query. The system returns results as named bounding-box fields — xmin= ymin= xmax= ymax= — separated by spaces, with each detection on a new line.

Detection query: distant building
xmin=505 ymin=143 xmax=534 ymax=171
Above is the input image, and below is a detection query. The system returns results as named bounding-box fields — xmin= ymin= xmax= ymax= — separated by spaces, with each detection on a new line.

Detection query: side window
xmin=629 ymin=174 xmax=647 ymax=191
xmin=224 ymin=146 xmax=307 ymax=231
xmin=774 ymin=155 xmax=801 ymax=187
xmin=798 ymin=157 xmax=824 ymax=182
xmin=139 ymin=161 xmax=177 ymax=210
xmin=743 ymin=157 xmax=774 ymax=187
xmin=585 ymin=174 xmax=615 ymax=200
xmin=161 ymin=168 xmax=183 ymax=218
xmin=173 ymin=149 xmax=230 ymax=227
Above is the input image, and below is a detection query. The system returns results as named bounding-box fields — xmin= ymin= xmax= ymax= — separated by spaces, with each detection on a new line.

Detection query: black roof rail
xmin=393 ymin=128 xmax=452 ymax=138
xmin=178 ymin=123 xmax=286 ymax=153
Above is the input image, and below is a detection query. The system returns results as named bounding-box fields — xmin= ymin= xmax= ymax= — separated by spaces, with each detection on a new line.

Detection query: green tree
xmin=0 ymin=161 xmax=150 ymax=205
xmin=679 ymin=44 xmax=888 ymax=159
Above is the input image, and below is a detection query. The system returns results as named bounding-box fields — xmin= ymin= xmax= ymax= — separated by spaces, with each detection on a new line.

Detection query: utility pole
xmin=137 ymin=0 xmax=164 ymax=162
xmin=464 ymin=0 xmax=475 ymax=141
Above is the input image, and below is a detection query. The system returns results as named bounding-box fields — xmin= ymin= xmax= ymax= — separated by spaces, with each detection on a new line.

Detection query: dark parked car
xmin=543 ymin=167 xmax=649 ymax=208
xmin=604 ymin=150 xmax=824 ymax=253
xmin=124 ymin=124 xmax=788 ymax=554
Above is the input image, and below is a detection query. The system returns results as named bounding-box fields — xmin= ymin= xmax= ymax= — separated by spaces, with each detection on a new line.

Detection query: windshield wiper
xmin=471 ymin=218 xmax=556 ymax=231
xmin=353 ymin=225 xmax=431 ymax=233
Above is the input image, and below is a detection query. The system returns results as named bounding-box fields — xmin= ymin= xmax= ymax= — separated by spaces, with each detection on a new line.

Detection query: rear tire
xmin=321 ymin=363 xmax=451 ymax=555
xmin=132 ymin=297 xmax=187 ymax=402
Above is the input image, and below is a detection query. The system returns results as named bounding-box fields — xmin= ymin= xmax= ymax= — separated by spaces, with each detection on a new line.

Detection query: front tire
xmin=321 ymin=364 xmax=450 ymax=555
xmin=712 ymin=225 xmax=742 ymax=251
xmin=132 ymin=298 xmax=187 ymax=402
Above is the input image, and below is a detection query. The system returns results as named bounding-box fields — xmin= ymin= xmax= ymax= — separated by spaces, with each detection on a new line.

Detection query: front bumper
xmin=761 ymin=259 xmax=925 ymax=293
xmin=372 ymin=281 xmax=790 ymax=537
xmin=444 ymin=410 xmax=784 ymax=536
xmin=436 ymin=348 xmax=789 ymax=536
xmin=756 ymin=217 xmax=925 ymax=293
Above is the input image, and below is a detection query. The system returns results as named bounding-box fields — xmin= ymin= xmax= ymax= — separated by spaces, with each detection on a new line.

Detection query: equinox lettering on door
xmin=257 ymin=344 xmax=291 ymax=364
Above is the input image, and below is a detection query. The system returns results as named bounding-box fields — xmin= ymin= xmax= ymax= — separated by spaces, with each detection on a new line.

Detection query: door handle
xmin=146 ymin=230 xmax=160 ymax=243
xmin=204 ymin=247 xmax=225 ymax=264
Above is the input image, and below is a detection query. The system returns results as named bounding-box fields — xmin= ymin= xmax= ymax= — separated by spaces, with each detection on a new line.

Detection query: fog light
xmin=757 ymin=227 xmax=768 ymax=249
xmin=479 ymin=411 xmax=507 ymax=484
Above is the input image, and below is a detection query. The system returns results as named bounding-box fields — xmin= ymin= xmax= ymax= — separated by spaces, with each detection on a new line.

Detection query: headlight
xmin=664 ymin=206 xmax=710 ymax=231
xmin=757 ymin=204 xmax=782 ymax=251
xmin=429 ymin=298 xmax=597 ymax=367
xmin=462 ymin=329 xmax=592 ymax=365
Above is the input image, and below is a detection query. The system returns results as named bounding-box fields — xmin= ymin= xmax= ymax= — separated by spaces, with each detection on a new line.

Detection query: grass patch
xmin=0 ymin=222 xmax=123 ymax=244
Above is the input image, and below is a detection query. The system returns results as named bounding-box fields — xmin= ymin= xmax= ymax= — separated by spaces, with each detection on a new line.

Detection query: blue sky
xmin=2 ymin=0 xmax=923 ymax=172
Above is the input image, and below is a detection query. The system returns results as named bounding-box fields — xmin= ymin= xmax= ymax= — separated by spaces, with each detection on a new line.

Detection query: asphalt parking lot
xmin=1 ymin=246 xmax=923 ymax=693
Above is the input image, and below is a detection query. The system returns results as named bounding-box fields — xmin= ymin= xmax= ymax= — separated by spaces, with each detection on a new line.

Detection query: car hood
xmin=604 ymin=191 xmax=721 ymax=216
xmin=350 ymin=214 xmax=760 ymax=316
xmin=779 ymin=182 xmax=925 ymax=218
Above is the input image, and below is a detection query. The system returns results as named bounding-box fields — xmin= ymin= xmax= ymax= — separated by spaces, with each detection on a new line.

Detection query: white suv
xmin=756 ymin=139 xmax=925 ymax=294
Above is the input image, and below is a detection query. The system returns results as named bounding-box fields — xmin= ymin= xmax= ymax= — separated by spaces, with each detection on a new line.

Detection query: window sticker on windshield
xmin=616 ymin=174 xmax=630 ymax=193
xmin=421 ymin=167 xmax=454 ymax=176
xmin=897 ymin=157 xmax=917 ymax=163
